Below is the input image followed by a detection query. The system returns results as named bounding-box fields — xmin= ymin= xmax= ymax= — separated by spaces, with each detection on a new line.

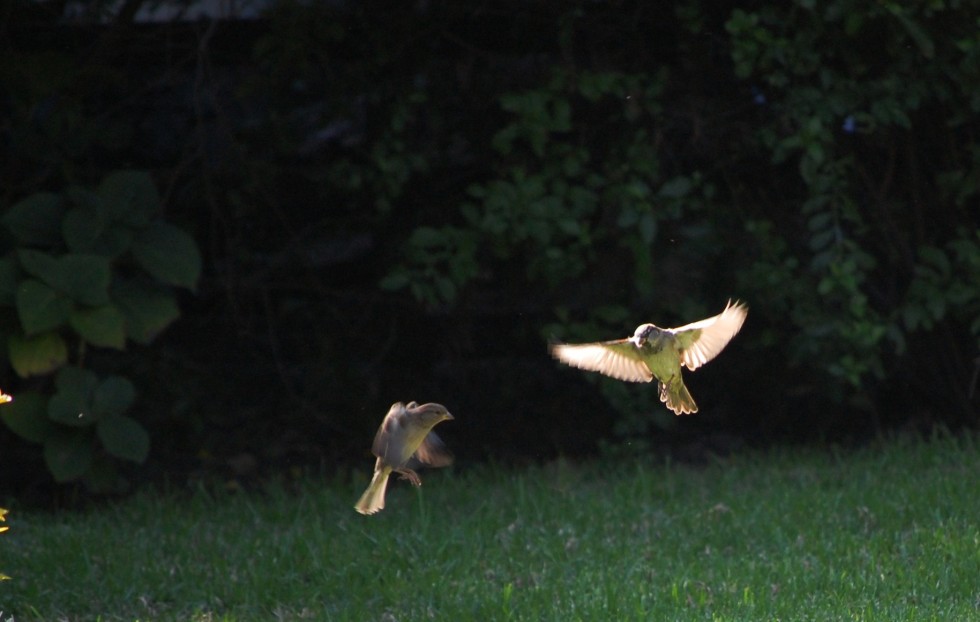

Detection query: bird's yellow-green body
xmin=634 ymin=330 xmax=698 ymax=415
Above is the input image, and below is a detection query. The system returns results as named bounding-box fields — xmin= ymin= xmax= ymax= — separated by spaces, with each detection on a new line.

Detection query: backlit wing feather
xmin=668 ymin=300 xmax=748 ymax=370
xmin=550 ymin=340 xmax=654 ymax=383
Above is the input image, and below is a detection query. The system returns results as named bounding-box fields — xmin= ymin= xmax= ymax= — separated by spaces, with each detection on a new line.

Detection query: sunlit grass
xmin=2 ymin=432 xmax=978 ymax=620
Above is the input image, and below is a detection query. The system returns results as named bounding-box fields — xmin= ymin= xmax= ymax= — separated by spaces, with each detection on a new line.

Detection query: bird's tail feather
xmin=355 ymin=468 xmax=390 ymax=515
xmin=660 ymin=379 xmax=698 ymax=415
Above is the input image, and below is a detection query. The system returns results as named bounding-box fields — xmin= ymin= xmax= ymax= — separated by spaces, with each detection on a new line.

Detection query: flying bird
xmin=550 ymin=300 xmax=748 ymax=415
xmin=354 ymin=401 xmax=454 ymax=515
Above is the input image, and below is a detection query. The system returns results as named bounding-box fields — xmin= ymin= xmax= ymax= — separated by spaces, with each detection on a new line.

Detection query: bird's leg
xmin=394 ymin=467 xmax=422 ymax=486
xmin=659 ymin=375 xmax=680 ymax=401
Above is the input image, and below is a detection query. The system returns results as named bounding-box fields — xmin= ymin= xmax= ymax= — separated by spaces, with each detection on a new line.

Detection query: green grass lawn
xmin=2 ymin=432 xmax=978 ymax=621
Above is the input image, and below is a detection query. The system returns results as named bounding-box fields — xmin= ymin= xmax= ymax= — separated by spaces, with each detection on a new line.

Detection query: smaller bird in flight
xmin=355 ymin=401 xmax=454 ymax=515
xmin=550 ymin=300 xmax=748 ymax=415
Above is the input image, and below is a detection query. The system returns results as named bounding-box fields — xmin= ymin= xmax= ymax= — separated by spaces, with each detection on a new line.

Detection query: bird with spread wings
xmin=550 ymin=300 xmax=748 ymax=415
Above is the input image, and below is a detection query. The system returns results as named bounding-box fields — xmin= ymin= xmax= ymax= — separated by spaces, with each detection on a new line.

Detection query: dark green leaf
xmin=69 ymin=304 xmax=127 ymax=349
xmin=1 ymin=192 xmax=64 ymax=246
xmin=0 ymin=391 xmax=53 ymax=443
xmin=918 ymin=246 xmax=950 ymax=277
xmin=809 ymin=229 xmax=836 ymax=252
xmin=62 ymin=205 xmax=104 ymax=252
xmin=48 ymin=367 xmax=99 ymax=427
xmin=97 ymin=415 xmax=149 ymax=463
xmin=638 ymin=213 xmax=657 ymax=244
xmin=617 ymin=207 xmax=638 ymax=228
xmin=0 ymin=258 xmax=17 ymax=306
xmin=435 ymin=277 xmax=456 ymax=303
xmin=132 ymin=222 xmax=201 ymax=290
xmin=884 ymin=3 xmax=935 ymax=59
xmin=659 ymin=176 xmax=692 ymax=199
xmin=8 ymin=332 xmax=68 ymax=377
xmin=409 ymin=226 xmax=443 ymax=247
xmin=16 ymin=249 xmax=60 ymax=283
xmin=18 ymin=250 xmax=111 ymax=306
xmin=807 ymin=212 xmax=833 ymax=232
xmin=111 ymin=280 xmax=181 ymax=344
xmin=63 ymin=205 xmax=134 ymax=257
xmin=15 ymin=279 xmax=72 ymax=335
xmin=66 ymin=186 xmax=103 ymax=213
xmin=44 ymin=431 xmax=93 ymax=482
xmin=92 ymin=375 xmax=136 ymax=419
xmin=379 ymin=271 xmax=409 ymax=291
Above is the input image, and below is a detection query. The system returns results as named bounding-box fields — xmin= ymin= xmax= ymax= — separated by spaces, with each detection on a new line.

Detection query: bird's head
xmin=628 ymin=323 xmax=657 ymax=346
xmin=407 ymin=402 xmax=454 ymax=427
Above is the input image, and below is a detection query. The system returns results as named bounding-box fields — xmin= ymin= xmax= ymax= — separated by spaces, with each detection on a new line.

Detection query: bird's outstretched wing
xmin=668 ymin=300 xmax=748 ymax=370
xmin=411 ymin=431 xmax=454 ymax=467
xmin=550 ymin=340 xmax=654 ymax=382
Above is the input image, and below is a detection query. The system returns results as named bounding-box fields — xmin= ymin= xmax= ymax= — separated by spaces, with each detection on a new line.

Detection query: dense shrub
xmin=0 ymin=1 xmax=977 ymax=490
xmin=0 ymin=171 xmax=200 ymax=489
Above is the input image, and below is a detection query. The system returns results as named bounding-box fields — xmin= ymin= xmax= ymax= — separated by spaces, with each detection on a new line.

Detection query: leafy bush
xmin=379 ymin=1 xmax=980 ymax=437
xmin=382 ymin=68 xmax=680 ymax=309
xmin=1 ymin=2 xmax=976 ymax=472
xmin=0 ymin=170 xmax=200 ymax=489
xmin=726 ymin=2 xmax=980 ymax=421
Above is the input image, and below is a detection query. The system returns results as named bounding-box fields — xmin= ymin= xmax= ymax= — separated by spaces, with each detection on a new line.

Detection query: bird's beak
xmin=628 ymin=336 xmax=643 ymax=347
xmin=444 ymin=412 xmax=454 ymax=421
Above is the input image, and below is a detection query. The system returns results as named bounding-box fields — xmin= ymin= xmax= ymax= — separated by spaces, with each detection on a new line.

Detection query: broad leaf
xmin=15 ymin=279 xmax=72 ymax=335
xmin=112 ymin=280 xmax=181 ymax=344
xmin=0 ymin=391 xmax=53 ymax=443
xmin=16 ymin=250 xmax=59 ymax=285
xmin=69 ymin=305 xmax=126 ymax=349
xmin=44 ymin=431 xmax=93 ymax=482
xmin=92 ymin=375 xmax=136 ymax=419
xmin=0 ymin=258 xmax=17 ymax=306
xmin=17 ymin=250 xmax=111 ymax=306
xmin=97 ymin=415 xmax=149 ymax=463
xmin=66 ymin=186 xmax=103 ymax=213
xmin=62 ymin=204 xmax=105 ymax=252
xmin=8 ymin=332 xmax=68 ymax=377
xmin=132 ymin=222 xmax=201 ymax=290
xmin=58 ymin=255 xmax=112 ymax=306
xmin=1 ymin=192 xmax=64 ymax=246
xmin=62 ymin=205 xmax=134 ymax=257
xmin=659 ymin=176 xmax=692 ymax=198
xmin=48 ymin=367 xmax=99 ymax=427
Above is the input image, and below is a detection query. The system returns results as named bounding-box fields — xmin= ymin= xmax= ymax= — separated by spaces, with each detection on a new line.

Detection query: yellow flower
xmin=0 ymin=507 xmax=8 ymax=580
xmin=0 ymin=389 xmax=12 ymax=404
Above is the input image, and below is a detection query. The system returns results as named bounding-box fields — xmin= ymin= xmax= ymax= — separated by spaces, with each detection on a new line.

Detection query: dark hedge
xmin=1 ymin=1 xmax=978 ymax=493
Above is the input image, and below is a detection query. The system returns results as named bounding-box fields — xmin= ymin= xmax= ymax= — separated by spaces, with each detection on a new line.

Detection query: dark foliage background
xmin=1 ymin=0 xmax=978 ymax=495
